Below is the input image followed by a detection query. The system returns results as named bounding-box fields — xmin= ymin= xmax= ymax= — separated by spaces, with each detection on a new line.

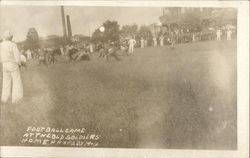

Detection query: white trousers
xmin=90 ymin=46 xmax=93 ymax=53
xmin=160 ymin=40 xmax=164 ymax=46
xmin=129 ymin=45 xmax=134 ymax=54
xmin=154 ymin=41 xmax=157 ymax=47
xmin=140 ymin=41 xmax=144 ymax=48
xmin=217 ymin=35 xmax=221 ymax=41
xmin=1 ymin=62 xmax=23 ymax=103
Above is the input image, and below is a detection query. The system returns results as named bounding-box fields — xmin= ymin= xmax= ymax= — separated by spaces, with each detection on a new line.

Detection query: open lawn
xmin=0 ymin=40 xmax=237 ymax=149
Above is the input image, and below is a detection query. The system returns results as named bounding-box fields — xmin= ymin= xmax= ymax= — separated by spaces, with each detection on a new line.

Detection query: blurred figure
xmin=60 ymin=45 xmax=65 ymax=55
xmin=98 ymin=42 xmax=107 ymax=58
xmin=26 ymin=49 xmax=32 ymax=60
xmin=120 ymin=40 xmax=129 ymax=56
xmin=192 ymin=33 xmax=196 ymax=42
xmin=0 ymin=30 xmax=23 ymax=104
xmin=180 ymin=28 xmax=184 ymax=34
xmin=89 ymin=43 xmax=94 ymax=53
xmin=153 ymin=36 xmax=157 ymax=47
xmin=128 ymin=37 xmax=136 ymax=54
xmin=75 ymin=48 xmax=90 ymax=61
xmin=66 ymin=45 xmax=78 ymax=61
xmin=140 ymin=37 xmax=144 ymax=48
xmin=159 ymin=35 xmax=164 ymax=46
xmin=144 ymin=39 xmax=148 ymax=47
xmin=216 ymin=29 xmax=222 ymax=41
xmin=227 ymin=29 xmax=232 ymax=40
xmin=38 ymin=48 xmax=47 ymax=66
xmin=46 ymin=47 xmax=56 ymax=64
xmin=106 ymin=42 xmax=120 ymax=62
xmin=20 ymin=50 xmax=27 ymax=70
xmin=171 ymin=32 xmax=176 ymax=49
xmin=167 ymin=37 xmax=171 ymax=44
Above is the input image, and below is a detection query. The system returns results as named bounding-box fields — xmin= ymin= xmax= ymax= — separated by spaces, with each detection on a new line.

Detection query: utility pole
xmin=61 ymin=6 xmax=67 ymax=38
xmin=66 ymin=15 xmax=72 ymax=38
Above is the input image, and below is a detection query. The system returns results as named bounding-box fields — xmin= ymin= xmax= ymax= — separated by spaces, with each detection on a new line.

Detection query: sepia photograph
xmin=0 ymin=1 xmax=249 ymax=158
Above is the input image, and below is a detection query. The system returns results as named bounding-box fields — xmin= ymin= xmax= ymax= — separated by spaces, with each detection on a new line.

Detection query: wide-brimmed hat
xmin=3 ymin=30 xmax=13 ymax=40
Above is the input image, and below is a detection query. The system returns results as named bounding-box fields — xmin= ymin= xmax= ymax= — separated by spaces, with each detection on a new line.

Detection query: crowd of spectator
xmin=134 ymin=24 xmax=236 ymax=48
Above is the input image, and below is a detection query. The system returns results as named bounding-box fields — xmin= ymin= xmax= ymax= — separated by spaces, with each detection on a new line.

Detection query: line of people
xmin=135 ymin=28 xmax=235 ymax=49
xmin=216 ymin=29 xmax=233 ymax=41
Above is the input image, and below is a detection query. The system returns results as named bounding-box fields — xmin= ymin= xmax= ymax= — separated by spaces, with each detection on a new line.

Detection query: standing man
xmin=89 ymin=43 xmax=94 ymax=53
xmin=226 ymin=29 xmax=232 ymax=40
xmin=216 ymin=29 xmax=222 ymax=41
xmin=171 ymin=32 xmax=176 ymax=49
xmin=159 ymin=35 xmax=164 ymax=46
xmin=192 ymin=33 xmax=196 ymax=42
xmin=140 ymin=37 xmax=144 ymax=48
xmin=60 ymin=45 xmax=65 ymax=55
xmin=0 ymin=31 xmax=23 ymax=104
xmin=26 ymin=49 xmax=32 ymax=60
xmin=128 ymin=36 xmax=136 ymax=54
xmin=153 ymin=36 xmax=157 ymax=47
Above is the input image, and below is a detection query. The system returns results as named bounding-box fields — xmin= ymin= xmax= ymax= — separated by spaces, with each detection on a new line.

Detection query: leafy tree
xmin=92 ymin=20 xmax=120 ymax=43
xmin=138 ymin=25 xmax=153 ymax=39
xmin=91 ymin=29 xmax=103 ymax=43
xmin=181 ymin=10 xmax=201 ymax=25
xmin=39 ymin=35 xmax=70 ymax=48
xmin=212 ymin=8 xmax=237 ymax=27
xmin=24 ymin=28 xmax=40 ymax=51
xmin=120 ymin=24 xmax=138 ymax=37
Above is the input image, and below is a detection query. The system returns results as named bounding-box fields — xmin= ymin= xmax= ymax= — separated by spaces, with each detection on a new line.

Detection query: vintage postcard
xmin=0 ymin=0 xmax=249 ymax=158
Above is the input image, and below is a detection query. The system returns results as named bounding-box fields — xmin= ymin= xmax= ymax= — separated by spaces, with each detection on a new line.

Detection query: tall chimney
xmin=66 ymin=15 xmax=72 ymax=38
xmin=61 ymin=6 xmax=67 ymax=38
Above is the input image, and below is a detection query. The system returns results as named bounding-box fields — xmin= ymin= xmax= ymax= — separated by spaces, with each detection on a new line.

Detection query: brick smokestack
xmin=61 ymin=6 xmax=67 ymax=38
xmin=66 ymin=15 xmax=72 ymax=38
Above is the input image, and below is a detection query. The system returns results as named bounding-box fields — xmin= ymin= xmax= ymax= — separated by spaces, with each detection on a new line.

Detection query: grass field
xmin=0 ymin=40 xmax=237 ymax=149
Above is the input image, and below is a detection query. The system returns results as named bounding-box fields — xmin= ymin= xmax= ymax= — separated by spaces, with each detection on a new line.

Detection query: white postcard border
xmin=0 ymin=1 xmax=249 ymax=158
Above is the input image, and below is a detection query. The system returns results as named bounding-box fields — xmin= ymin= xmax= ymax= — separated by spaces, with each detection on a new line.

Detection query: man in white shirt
xmin=128 ymin=37 xmax=136 ymax=54
xmin=0 ymin=31 xmax=23 ymax=104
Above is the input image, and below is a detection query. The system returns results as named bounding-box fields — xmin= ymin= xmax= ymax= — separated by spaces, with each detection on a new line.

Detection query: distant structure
xmin=61 ymin=6 xmax=67 ymax=38
xmin=159 ymin=7 xmax=237 ymax=26
xmin=66 ymin=15 xmax=72 ymax=38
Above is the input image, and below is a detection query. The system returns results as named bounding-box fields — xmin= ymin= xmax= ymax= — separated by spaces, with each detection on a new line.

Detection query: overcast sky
xmin=0 ymin=6 xmax=163 ymax=42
